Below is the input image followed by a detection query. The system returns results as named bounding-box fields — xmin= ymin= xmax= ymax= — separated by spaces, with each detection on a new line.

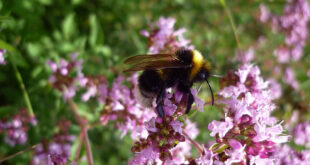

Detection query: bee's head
xmin=194 ymin=61 xmax=214 ymax=106
xmin=193 ymin=61 xmax=211 ymax=82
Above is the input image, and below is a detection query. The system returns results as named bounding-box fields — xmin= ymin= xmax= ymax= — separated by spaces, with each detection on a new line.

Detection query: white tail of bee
xmin=134 ymin=85 xmax=154 ymax=107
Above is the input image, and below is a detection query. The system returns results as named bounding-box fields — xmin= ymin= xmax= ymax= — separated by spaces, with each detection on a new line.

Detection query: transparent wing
xmin=124 ymin=54 xmax=176 ymax=64
xmin=124 ymin=59 xmax=191 ymax=73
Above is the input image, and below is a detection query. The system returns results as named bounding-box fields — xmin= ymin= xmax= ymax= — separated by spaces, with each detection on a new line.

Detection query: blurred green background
xmin=0 ymin=0 xmax=309 ymax=164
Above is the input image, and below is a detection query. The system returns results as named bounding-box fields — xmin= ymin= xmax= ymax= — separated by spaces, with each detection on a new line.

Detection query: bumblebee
xmin=124 ymin=48 xmax=214 ymax=117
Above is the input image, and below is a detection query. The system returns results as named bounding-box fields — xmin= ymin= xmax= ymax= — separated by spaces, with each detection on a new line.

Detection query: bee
xmin=124 ymin=48 xmax=214 ymax=117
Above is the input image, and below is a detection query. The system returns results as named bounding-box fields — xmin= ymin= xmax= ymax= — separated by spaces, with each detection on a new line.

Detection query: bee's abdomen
xmin=136 ymin=70 xmax=165 ymax=107
xmin=139 ymin=70 xmax=165 ymax=93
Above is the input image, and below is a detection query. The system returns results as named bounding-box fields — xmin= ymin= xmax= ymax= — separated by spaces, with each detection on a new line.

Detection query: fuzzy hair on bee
xmin=124 ymin=48 xmax=214 ymax=117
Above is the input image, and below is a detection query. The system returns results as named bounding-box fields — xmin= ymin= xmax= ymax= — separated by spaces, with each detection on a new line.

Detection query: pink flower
xmin=0 ymin=49 xmax=6 ymax=65
xmin=225 ymin=141 xmax=246 ymax=164
xmin=47 ymin=53 xmax=86 ymax=100
xmin=235 ymin=48 xmax=255 ymax=64
xmin=141 ymin=17 xmax=193 ymax=54
xmin=274 ymin=46 xmax=291 ymax=63
xmin=32 ymin=119 xmax=73 ymax=165
xmin=260 ymin=4 xmax=270 ymax=23
xmin=268 ymin=79 xmax=282 ymax=100
xmin=170 ymin=120 xmax=184 ymax=134
xmin=0 ymin=108 xmax=36 ymax=146
xmin=307 ymin=70 xmax=310 ymax=77
xmin=145 ymin=117 xmax=158 ymax=133
xmin=195 ymin=145 xmax=214 ymax=165
xmin=191 ymin=88 xmax=205 ymax=112
xmin=208 ymin=64 xmax=287 ymax=163
xmin=261 ymin=0 xmax=310 ymax=62
xmin=208 ymin=115 xmax=233 ymax=138
xmin=283 ymin=67 xmax=299 ymax=90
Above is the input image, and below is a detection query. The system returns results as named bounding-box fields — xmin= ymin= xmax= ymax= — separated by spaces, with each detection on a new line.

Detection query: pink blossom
xmin=268 ymin=78 xmax=282 ymax=100
xmin=170 ymin=120 xmax=184 ymax=134
xmin=209 ymin=64 xmax=287 ymax=163
xmin=32 ymin=119 xmax=73 ymax=165
xmin=283 ymin=67 xmax=299 ymax=90
xmin=0 ymin=49 xmax=6 ymax=65
xmin=307 ymin=70 xmax=310 ymax=77
xmin=292 ymin=122 xmax=310 ymax=147
xmin=145 ymin=117 xmax=158 ymax=133
xmin=47 ymin=53 xmax=86 ymax=100
xmin=235 ymin=48 xmax=255 ymax=64
xmin=260 ymin=0 xmax=310 ymax=62
xmin=225 ymin=142 xmax=246 ymax=164
xmin=195 ymin=145 xmax=214 ymax=165
xmin=208 ymin=115 xmax=233 ymax=138
xmin=191 ymin=88 xmax=205 ymax=112
xmin=274 ymin=46 xmax=291 ymax=63
xmin=272 ymin=144 xmax=310 ymax=165
xmin=260 ymin=4 xmax=271 ymax=23
xmin=0 ymin=108 xmax=36 ymax=146
xmin=141 ymin=17 xmax=193 ymax=54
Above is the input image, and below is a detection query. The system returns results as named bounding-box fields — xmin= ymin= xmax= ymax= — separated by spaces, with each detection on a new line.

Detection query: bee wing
xmin=124 ymin=54 xmax=176 ymax=64
xmin=124 ymin=60 xmax=191 ymax=73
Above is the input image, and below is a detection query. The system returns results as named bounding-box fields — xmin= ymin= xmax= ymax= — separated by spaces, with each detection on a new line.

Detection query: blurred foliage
xmin=0 ymin=0 xmax=309 ymax=164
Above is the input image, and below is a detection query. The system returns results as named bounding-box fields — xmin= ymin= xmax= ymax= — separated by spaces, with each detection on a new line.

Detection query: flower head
xmin=141 ymin=17 xmax=193 ymax=54
xmin=47 ymin=53 xmax=85 ymax=100
xmin=32 ymin=119 xmax=74 ymax=165
xmin=0 ymin=108 xmax=36 ymax=146
xmin=208 ymin=64 xmax=288 ymax=164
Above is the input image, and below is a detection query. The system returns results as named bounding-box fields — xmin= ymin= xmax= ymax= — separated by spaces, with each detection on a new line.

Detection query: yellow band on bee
xmin=190 ymin=50 xmax=204 ymax=80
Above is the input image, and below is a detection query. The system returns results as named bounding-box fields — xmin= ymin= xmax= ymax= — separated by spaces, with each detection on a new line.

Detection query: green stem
xmin=219 ymin=0 xmax=241 ymax=49
xmin=0 ymin=144 xmax=38 ymax=163
xmin=10 ymin=56 xmax=34 ymax=117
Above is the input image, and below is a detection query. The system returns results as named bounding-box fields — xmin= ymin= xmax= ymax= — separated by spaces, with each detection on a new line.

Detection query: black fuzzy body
xmin=138 ymin=49 xmax=195 ymax=98
xmin=136 ymin=49 xmax=211 ymax=116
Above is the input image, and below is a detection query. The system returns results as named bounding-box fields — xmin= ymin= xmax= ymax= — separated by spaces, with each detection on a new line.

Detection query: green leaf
xmin=0 ymin=39 xmax=18 ymax=53
xmin=0 ymin=15 xmax=10 ymax=22
xmin=89 ymin=14 xmax=104 ymax=48
xmin=62 ymin=13 xmax=76 ymax=40
xmin=187 ymin=108 xmax=197 ymax=117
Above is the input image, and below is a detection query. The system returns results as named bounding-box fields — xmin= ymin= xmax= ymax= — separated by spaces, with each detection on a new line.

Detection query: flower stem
xmin=74 ymin=132 xmax=84 ymax=162
xmin=68 ymin=99 xmax=94 ymax=165
xmin=219 ymin=0 xmax=241 ymax=49
xmin=182 ymin=130 xmax=204 ymax=156
xmin=0 ymin=144 xmax=38 ymax=163
xmin=10 ymin=56 xmax=34 ymax=117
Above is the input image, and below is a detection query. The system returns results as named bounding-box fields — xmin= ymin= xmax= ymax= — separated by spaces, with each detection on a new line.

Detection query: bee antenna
xmin=205 ymin=79 xmax=214 ymax=105
xmin=211 ymin=74 xmax=223 ymax=78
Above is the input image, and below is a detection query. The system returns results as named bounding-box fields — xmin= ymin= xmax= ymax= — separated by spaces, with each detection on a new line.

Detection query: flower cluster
xmin=100 ymin=74 xmax=157 ymax=139
xmin=47 ymin=53 xmax=85 ymax=100
xmin=291 ymin=121 xmax=310 ymax=147
xmin=260 ymin=0 xmax=310 ymax=63
xmin=0 ymin=108 xmax=37 ymax=146
xmin=204 ymin=64 xmax=288 ymax=164
xmin=0 ymin=49 xmax=6 ymax=65
xmin=129 ymin=89 xmax=201 ymax=164
xmin=273 ymin=145 xmax=310 ymax=164
xmin=80 ymin=75 xmax=108 ymax=103
xmin=32 ymin=118 xmax=74 ymax=165
xmin=141 ymin=17 xmax=193 ymax=54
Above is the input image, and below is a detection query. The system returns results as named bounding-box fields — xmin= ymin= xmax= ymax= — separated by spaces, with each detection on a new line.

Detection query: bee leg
xmin=185 ymin=91 xmax=194 ymax=114
xmin=156 ymin=104 xmax=165 ymax=118
xmin=156 ymin=84 xmax=167 ymax=117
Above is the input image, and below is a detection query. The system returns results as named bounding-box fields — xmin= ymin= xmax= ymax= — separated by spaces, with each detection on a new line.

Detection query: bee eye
xmin=199 ymin=72 xmax=206 ymax=80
